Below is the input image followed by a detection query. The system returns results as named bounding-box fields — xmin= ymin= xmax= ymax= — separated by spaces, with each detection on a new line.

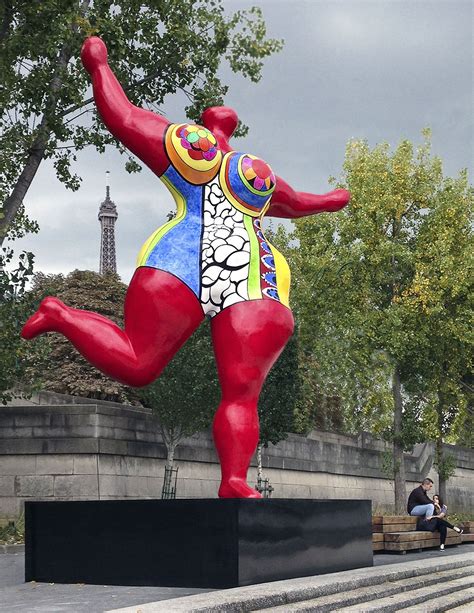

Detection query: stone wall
xmin=1 ymin=399 xmax=473 ymax=518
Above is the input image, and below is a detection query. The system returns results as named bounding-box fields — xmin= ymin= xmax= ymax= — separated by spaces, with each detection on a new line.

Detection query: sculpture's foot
xmin=21 ymin=297 xmax=65 ymax=339
xmin=218 ymin=478 xmax=262 ymax=499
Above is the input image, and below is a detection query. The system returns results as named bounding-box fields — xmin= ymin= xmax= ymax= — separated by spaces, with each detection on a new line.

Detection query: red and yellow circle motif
xmin=240 ymin=155 xmax=276 ymax=194
xmin=165 ymin=123 xmax=222 ymax=184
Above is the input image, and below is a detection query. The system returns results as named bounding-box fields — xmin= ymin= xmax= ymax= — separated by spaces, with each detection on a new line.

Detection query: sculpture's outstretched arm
xmin=81 ymin=37 xmax=170 ymax=176
xmin=267 ymin=175 xmax=350 ymax=218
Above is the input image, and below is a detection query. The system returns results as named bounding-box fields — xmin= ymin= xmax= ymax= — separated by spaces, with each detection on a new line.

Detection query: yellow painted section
xmin=136 ymin=174 xmax=186 ymax=267
xmin=270 ymin=243 xmax=291 ymax=307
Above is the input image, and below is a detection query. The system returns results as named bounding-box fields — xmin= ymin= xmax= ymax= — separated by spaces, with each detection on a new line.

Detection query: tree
xmin=0 ymin=0 xmax=282 ymax=244
xmin=291 ymin=131 xmax=460 ymax=512
xmin=26 ymin=269 xmax=133 ymax=402
xmin=138 ymin=321 xmax=220 ymax=472
xmin=0 ymin=247 xmax=38 ymax=404
xmin=400 ymin=170 xmax=473 ymax=499
xmin=454 ymin=374 xmax=473 ymax=449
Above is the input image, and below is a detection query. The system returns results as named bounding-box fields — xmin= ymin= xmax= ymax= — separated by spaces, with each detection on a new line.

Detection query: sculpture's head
xmin=201 ymin=106 xmax=239 ymax=140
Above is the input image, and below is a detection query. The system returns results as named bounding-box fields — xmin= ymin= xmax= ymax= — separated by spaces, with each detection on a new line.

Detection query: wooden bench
xmin=372 ymin=515 xmax=463 ymax=554
xmin=460 ymin=521 xmax=474 ymax=543
xmin=373 ymin=515 xmax=417 ymax=533
xmin=384 ymin=530 xmax=462 ymax=553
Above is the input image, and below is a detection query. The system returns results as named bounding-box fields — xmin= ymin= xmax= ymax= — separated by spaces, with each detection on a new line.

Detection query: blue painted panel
xmin=145 ymin=167 xmax=203 ymax=296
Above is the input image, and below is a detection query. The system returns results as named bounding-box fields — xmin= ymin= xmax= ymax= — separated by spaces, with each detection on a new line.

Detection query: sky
xmin=12 ymin=0 xmax=473 ymax=283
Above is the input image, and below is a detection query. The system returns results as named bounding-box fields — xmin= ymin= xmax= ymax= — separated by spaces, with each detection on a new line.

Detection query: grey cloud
xmin=12 ymin=0 xmax=473 ymax=282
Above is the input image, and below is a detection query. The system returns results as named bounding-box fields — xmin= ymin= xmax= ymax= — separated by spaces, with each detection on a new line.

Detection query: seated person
xmin=407 ymin=478 xmax=434 ymax=519
xmin=417 ymin=496 xmax=463 ymax=551
xmin=432 ymin=494 xmax=463 ymax=535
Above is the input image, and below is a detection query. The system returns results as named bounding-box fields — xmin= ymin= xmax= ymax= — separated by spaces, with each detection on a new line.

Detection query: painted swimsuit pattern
xmin=201 ymin=179 xmax=251 ymax=318
xmin=135 ymin=123 xmax=290 ymax=318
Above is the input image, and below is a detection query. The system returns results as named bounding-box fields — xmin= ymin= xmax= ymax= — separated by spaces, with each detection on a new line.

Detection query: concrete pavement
xmin=1 ymin=545 xmax=473 ymax=612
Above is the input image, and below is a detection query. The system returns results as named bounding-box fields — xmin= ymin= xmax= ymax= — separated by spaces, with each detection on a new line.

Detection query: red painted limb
xmin=201 ymin=106 xmax=238 ymax=153
xmin=267 ymin=174 xmax=351 ymax=218
xmin=211 ymin=300 xmax=294 ymax=498
xmin=21 ymin=268 xmax=204 ymax=387
xmin=81 ymin=37 xmax=170 ymax=176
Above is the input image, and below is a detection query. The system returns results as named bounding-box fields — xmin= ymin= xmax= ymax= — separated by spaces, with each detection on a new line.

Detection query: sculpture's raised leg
xmin=22 ymin=267 xmax=204 ymax=387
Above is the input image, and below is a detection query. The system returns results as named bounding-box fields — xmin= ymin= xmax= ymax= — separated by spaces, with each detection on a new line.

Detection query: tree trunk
xmin=435 ymin=387 xmax=447 ymax=500
xmin=166 ymin=439 xmax=176 ymax=468
xmin=436 ymin=436 xmax=447 ymax=501
xmin=256 ymin=442 xmax=264 ymax=480
xmin=392 ymin=365 xmax=406 ymax=513
xmin=161 ymin=424 xmax=181 ymax=469
xmin=0 ymin=0 xmax=91 ymax=245
xmin=0 ymin=130 xmax=50 ymax=244
xmin=0 ymin=1 xmax=13 ymax=43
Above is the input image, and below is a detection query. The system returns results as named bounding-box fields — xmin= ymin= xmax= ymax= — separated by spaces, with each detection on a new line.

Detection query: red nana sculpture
xmin=22 ymin=37 xmax=350 ymax=499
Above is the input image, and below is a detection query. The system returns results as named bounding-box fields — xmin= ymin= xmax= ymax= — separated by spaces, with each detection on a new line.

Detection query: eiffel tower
xmin=98 ymin=171 xmax=118 ymax=275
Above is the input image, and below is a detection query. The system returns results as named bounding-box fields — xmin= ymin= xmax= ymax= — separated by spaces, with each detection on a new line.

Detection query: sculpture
xmin=22 ymin=37 xmax=350 ymax=498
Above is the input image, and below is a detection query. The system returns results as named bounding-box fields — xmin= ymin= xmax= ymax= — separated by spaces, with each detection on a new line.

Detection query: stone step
xmin=107 ymin=554 xmax=474 ymax=613
xmin=398 ymin=587 xmax=474 ymax=612
xmin=333 ymin=576 xmax=474 ymax=612
xmin=445 ymin=596 xmax=474 ymax=612
xmin=256 ymin=566 xmax=474 ymax=612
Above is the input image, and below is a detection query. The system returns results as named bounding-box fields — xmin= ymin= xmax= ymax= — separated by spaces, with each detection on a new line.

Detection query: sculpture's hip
xmin=135 ymin=175 xmax=290 ymax=319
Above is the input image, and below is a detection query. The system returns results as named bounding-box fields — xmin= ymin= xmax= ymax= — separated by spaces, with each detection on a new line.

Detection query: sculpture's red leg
xmin=211 ymin=300 xmax=294 ymax=498
xmin=21 ymin=268 xmax=204 ymax=387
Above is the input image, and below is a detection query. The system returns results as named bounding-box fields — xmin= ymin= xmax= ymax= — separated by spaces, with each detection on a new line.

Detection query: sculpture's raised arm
xmin=267 ymin=175 xmax=350 ymax=218
xmin=81 ymin=37 xmax=170 ymax=176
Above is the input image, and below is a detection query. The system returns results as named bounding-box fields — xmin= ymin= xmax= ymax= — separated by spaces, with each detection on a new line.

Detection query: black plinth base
xmin=25 ymin=499 xmax=372 ymax=588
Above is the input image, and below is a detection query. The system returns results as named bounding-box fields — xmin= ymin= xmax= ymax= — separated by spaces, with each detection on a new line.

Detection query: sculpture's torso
xmin=136 ymin=123 xmax=290 ymax=318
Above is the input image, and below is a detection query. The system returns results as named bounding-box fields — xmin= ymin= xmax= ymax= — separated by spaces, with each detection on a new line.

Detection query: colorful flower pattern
xmin=179 ymin=125 xmax=219 ymax=162
xmin=241 ymin=155 xmax=276 ymax=192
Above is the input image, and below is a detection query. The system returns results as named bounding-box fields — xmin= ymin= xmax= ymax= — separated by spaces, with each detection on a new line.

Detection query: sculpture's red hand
xmin=81 ymin=36 xmax=108 ymax=74
xmin=81 ymin=36 xmax=170 ymax=177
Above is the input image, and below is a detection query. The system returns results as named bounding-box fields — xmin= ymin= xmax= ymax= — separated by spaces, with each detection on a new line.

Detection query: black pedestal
xmin=25 ymin=499 xmax=373 ymax=588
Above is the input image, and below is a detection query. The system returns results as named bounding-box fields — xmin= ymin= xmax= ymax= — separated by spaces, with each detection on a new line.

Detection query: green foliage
xmin=0 ymin=247 xmax=40 ymax=404
xmin=0 ymin=0 xmax=282 ymax=238
xmin=0 ymin=514 xmax=24 ymax=545
xmin=434 ymin=451 xmax=457 ymax=482
xmin=138 ymin=321 xmax=220 ymax=460
xmin=26 ymin=269 xmax=133 ymax=402
xmin=453 ymin=376 xmax=473 ymax=448
xmin=289 ymin=131 xmax=472 ymax=453
xmin=399 ymin=169 xmax=473 ymax=451
xmin=381 ymin=450 xmax=400 ymax=480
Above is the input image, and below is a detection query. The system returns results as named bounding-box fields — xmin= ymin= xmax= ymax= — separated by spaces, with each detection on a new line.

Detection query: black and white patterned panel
xmin=201 ymin=179 xmax=251 ymax=318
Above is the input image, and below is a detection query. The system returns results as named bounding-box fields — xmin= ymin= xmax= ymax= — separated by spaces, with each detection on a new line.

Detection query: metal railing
xmin=161 ymin=465 xmax=178 ymax=499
